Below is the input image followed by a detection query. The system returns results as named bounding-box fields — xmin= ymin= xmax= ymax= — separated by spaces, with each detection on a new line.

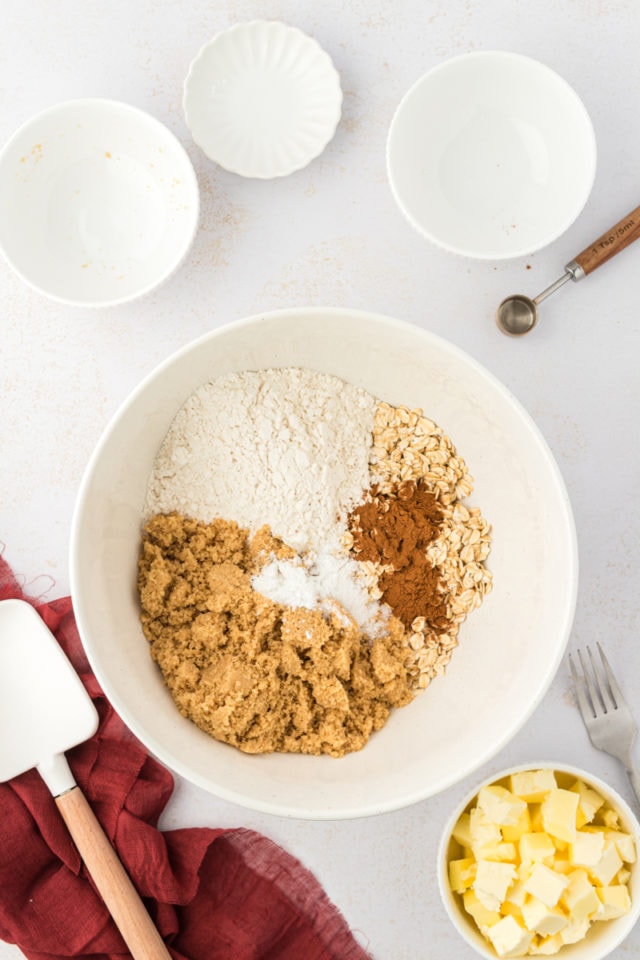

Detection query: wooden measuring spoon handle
xmin=56 ymin=786 xmax=172 ymax=960
xmin=573 ymin=204 xmax=640 ymax=276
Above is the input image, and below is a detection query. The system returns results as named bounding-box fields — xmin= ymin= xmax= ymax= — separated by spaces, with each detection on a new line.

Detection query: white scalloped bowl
xmin=70 ymin=308 xmax=578 ymax=820
xmin=0 ymin=99 xmax=199 ymax=307
xmin=183 ymin=21 xmax=342 ymax=178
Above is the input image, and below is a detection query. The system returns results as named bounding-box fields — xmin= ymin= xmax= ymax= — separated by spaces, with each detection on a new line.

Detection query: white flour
xmin=144 ymin=367 xmax=377 ymax=552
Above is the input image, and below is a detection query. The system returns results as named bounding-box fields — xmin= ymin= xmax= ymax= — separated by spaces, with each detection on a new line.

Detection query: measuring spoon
xmin=497 ymin=204 xmax=640 ymax=335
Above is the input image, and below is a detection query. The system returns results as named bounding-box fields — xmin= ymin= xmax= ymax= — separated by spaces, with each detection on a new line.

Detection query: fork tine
xmin=588 ymin=645 xmax=616 ymax=713
xmin=595 ymin=642 xmax=623 ymax=710
xmin=569 ymin=651 xmax=596 ymax=720
xmin=577 ymin=647 xmax=603 ymax=716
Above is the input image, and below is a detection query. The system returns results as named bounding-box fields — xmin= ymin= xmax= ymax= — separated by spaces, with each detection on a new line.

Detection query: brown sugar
xmin=137 ymin=513 xmax=414 ymax=758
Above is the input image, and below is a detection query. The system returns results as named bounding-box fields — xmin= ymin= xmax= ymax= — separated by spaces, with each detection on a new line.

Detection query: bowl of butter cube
xmin=438 ymin=764 xmax=640 ymax=959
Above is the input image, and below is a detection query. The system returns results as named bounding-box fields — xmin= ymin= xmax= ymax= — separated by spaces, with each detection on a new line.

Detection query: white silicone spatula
xmin=0 ymin=599 xmax=172 ymax=960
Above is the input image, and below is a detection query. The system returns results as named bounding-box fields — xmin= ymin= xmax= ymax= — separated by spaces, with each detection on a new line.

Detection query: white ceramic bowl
xmin=70 ymin=308 xmax=577 ymax=819
xmin=0 ymin=99 xmax=199 ymax=307
xmin=438 ymin=763 xmax=640 ymax=959
xmin=183 ymin=20 xmax=342 ymax=178
xmin=387 ymin=51 xmax=597 ymax=260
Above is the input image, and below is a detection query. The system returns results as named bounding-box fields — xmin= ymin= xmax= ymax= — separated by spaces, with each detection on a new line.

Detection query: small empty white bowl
xmin=0 ymin=99 xmax=199 ymax=307
xmin=183 ymin=20 xmax=343 ymax=178
xmin=387 ymin=51 xmax=597 ymax=260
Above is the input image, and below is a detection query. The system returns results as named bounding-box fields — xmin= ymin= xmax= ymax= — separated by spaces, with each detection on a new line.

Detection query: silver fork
xmin=569 ymin=643 xmax=640 ymax=809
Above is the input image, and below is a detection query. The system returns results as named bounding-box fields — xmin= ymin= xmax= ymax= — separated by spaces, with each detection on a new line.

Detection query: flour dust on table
xmin=138 ymin=368 xmax=492 ymax=757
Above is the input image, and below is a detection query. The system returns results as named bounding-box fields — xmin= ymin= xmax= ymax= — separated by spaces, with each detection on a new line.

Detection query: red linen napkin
xmin=0 ymin=552 xmax=371 ymax=960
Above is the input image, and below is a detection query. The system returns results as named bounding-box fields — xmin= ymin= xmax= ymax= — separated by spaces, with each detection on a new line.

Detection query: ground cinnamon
xmin=348 ymin=480 xmax=449 ymax=631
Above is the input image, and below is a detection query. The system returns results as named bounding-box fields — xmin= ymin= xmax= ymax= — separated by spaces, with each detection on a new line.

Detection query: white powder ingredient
xmin=144 ymin=367 xmax=378 ymax=552
xmin=251 ymin=545 xmax=390 ymax=638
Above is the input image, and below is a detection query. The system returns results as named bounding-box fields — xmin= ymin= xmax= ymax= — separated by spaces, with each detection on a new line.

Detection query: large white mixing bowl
xmin=70 ymin=308 xmax=578 ymax=819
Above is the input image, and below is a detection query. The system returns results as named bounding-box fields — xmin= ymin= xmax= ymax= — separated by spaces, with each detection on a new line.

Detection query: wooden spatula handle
xmin=573 ymin=204 xmax=640 ymax=275
xmin=56 ymin=786 xmax=172 ymax=960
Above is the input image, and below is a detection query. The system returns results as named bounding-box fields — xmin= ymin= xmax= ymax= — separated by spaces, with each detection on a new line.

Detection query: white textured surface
xmin=1 ymin=1 xmax=639 ymax=958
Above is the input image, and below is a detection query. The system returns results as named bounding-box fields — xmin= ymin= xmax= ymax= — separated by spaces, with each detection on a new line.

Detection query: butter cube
xmin=470 ymin=807 xmax=502 ymax=852
xmin=616 ymin=867 xmax=631 ymax=885
xmin=569 ymin=780 xmax=605 ymax=827
xmin=521 ymin=896 xmax=568 ymax=936
xmin=560 ymin=916 xmax=591 ymax=944
xmin=502 ymin=807 xmax=532 ymax=843
xmin=529 ymin=805 xmax=544 ymax=832
xmin=524 ymin=863 xmax=568 ymax=907
xmin=504 ymin=863 xmax=532 ymax=908
xmin=560 ymin=869 xmax=600 ymax=919
xmin=462 ymin=889 xmax=502 ymax=929
xmin=452 ymin=812 xmax=472 ymax=848
xmin=541 ymin=789 xmax=579 ymax=843
xmin=519 ymin=832 xmax=556 ymax=864
xmin=570 ymin=830 xmax=605 ymax=867
xmin=501 ymin=902 xmax=525 ymax=922
xmin=504 ymin=883 xmax=528 ymax=909
xmin=606 ymin=829 xmax=636 ymax=864
xmin=510 ymin=769 xmax=557 ymax=803
xmin=595 ymin=884 xmax=631 ymax=919
xmin=589 ymin=842 xmax=623 ymax=886
xmin=529 ymin=933 xmax=563 ymax=955
xmin=486 ymin=915 xmax=533 ymax=958
xmin=449 ymin=857 xmax=476 ymax=893
xmin=481 ymin=842 xmax=517 ymax=862
xmin=478 ymin=785 xmax=528 ymax=826
xmin=601 ymin=807 xmax=620 ymax=829
xmin=475 ymin=860 xmax=517 ymax=911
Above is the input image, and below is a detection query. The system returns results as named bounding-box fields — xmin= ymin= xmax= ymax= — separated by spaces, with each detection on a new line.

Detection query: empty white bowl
xmin=438 ymin=763 xmax=640 ymax=959
xmin=70 ymin=308 xmax=578 ymax=819
xmin=183 ymin=21 xmax=342 ymax=178
xmin=0 ymin=99 xmax=199 ymax=307
xmin=387 ymin=51 xmax=597 ymax=260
